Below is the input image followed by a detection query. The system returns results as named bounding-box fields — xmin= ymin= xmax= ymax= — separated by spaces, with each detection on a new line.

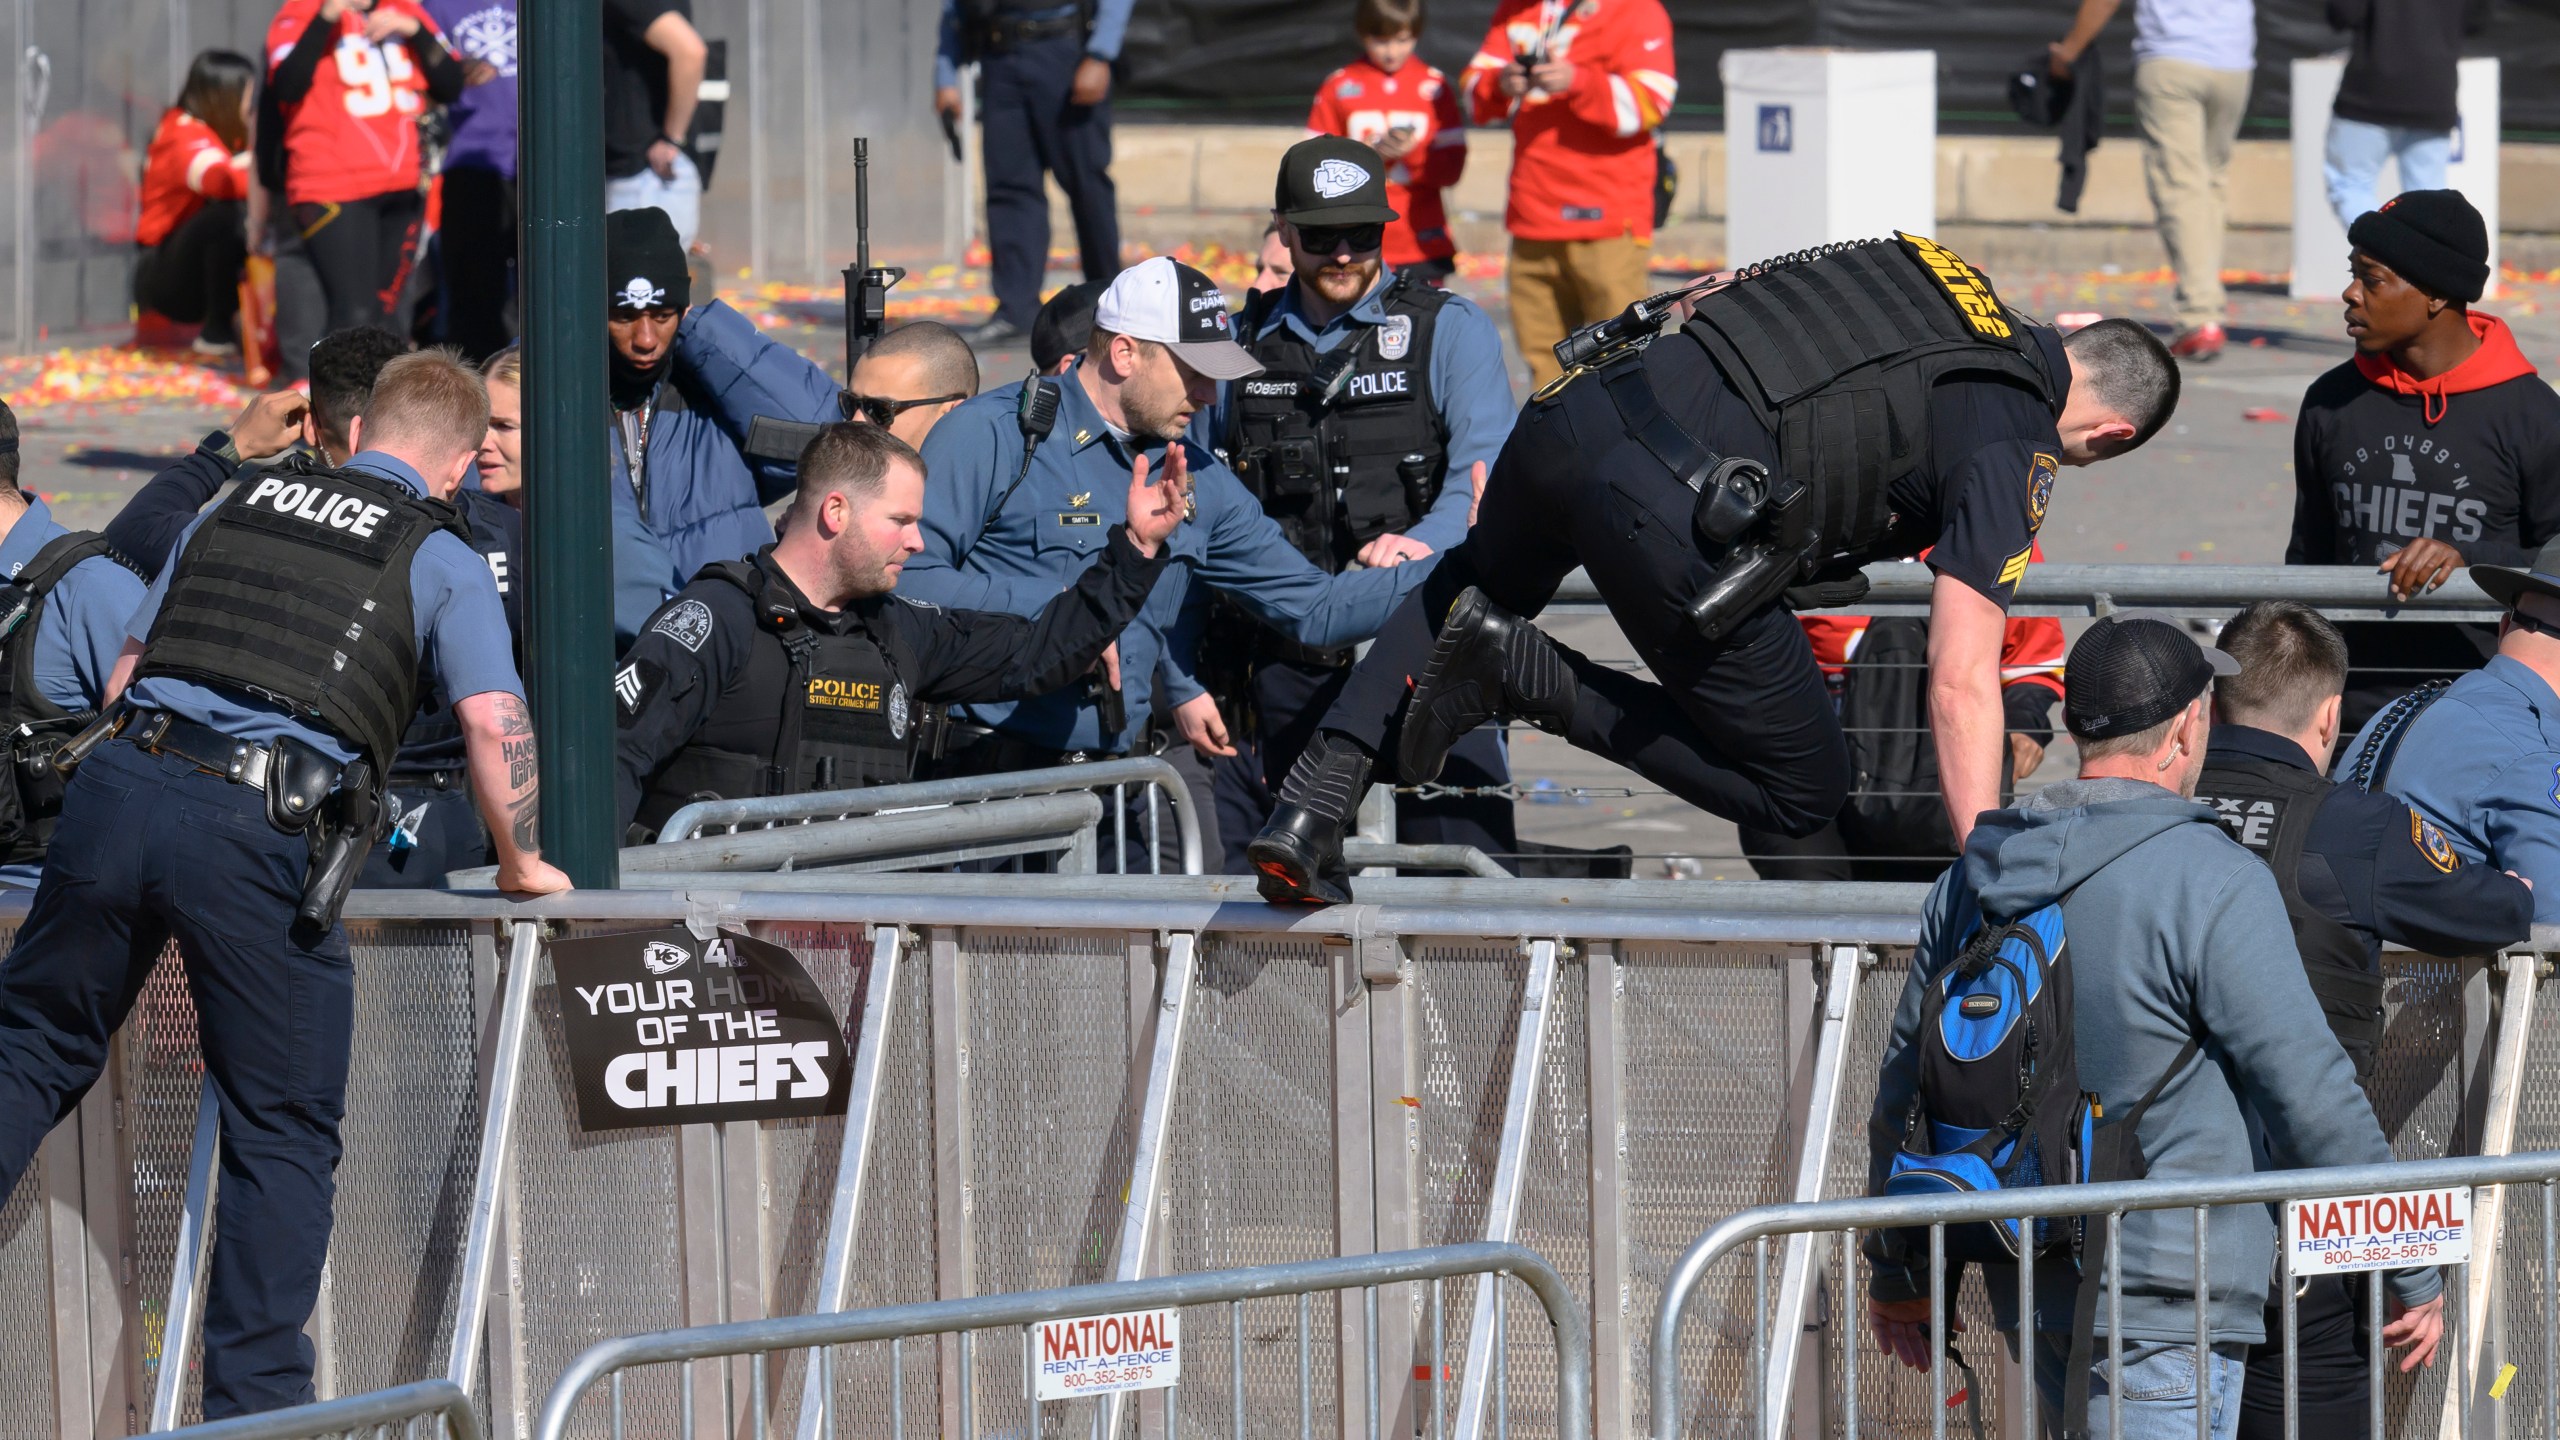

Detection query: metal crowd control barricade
xmin=1649 ymin=1150 xmax=2560 ymax=1440
xmin=1549 ymin=561 xmax=2506 ymax=620
xmin=534 ymin=1242 xmax=1588 ymax=1440
xmin=151 ymin=1381 xmax=481 ymax=1440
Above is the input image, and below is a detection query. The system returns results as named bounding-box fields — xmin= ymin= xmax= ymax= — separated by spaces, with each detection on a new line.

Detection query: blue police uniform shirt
xmin=934 ymin=0 xmax=1136 ymax=89
xmin=124 ymin=451 xmax=527 ymax=765
xmin=904 ymin=363 xmax=1432 ymax=752
xmin=1191 ymin=272 xmax=1513 ymax=556
xmin=0 ymin=497 xmax=150 ymax=887
xmin=2352 ymin=653 xmax=2560 ymax=923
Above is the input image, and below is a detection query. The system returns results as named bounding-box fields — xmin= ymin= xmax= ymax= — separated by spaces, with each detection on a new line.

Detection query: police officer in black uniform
xmin=2192 ymin=600 xmax=2528 ymax=1439
xmin=1201 ymin=136 xmax=1518 ymax=872
xmin=1250 ymin=235 xmax=2185 ymax=903
xmin=0 ymin=351 xmax=568 ymax=1415
xmin=615 ymin=421 xmax=1185 ymax=835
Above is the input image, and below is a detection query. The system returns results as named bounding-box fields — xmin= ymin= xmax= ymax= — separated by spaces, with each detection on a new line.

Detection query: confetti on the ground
xmin=2243 ymin=407 xmax=2288 ymax=423
xmin=0 ymin=345 xmax=251 ymax=414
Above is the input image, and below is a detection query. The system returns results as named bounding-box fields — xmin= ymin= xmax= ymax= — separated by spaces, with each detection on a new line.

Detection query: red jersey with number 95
xmin=266 ymin=0 xmax=441 ymax=205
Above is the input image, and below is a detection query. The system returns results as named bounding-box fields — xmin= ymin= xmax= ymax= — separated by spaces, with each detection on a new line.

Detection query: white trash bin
xmin=2290 ymin=56 xmax=2499 ymax=301
xmin=1720 ymin=48 xmax=1937 ymax=269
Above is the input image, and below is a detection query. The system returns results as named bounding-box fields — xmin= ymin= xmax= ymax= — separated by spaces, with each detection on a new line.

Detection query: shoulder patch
xmin=613 ymin=658 xmax=666 ymax=723
xmin=2411 ymin=809 xmax=2461 ymax=873
xmin=1996 ymin=546 xmax=2032 ymax=590
xmin=650 ymin=598 xmax=715 ymax=653
xmin=893 ymin=593 xmax=942 ymax=612
xmin=2027 ymin=452 xmax=2058 ymax=532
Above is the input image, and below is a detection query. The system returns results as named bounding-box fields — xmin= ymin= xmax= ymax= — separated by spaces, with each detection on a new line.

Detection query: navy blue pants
xmin=980 ymin=32 xmax=1120 ymax=329
xmin=0 ymin=739 xmax=349 ymax=1416
xmin=1215 ymin=654 xmax=1516 ymax=874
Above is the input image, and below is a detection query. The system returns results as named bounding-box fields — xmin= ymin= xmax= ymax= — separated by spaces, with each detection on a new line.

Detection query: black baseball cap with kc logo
xmin=1275 ymin=135 xmax=1400 ymax=227
xmin=1093 ymin=256 xmax=1264 ymax=381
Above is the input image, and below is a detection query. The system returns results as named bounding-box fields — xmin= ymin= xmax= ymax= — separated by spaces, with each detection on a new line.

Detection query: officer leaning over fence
xmin=2348 ymin=533 xmax=2560 ymax=922
xmin=0 ymin=351 xmax=569 ymax=1416
xmin=1868 ymin=615 xmax=2441 ymax=1440
xmin=905 ymin=256 xmax=1434 ymax=777
xmin=614 ymin=422 xmax=1185 ymax=836
xmin=1188 ymin=136 xmax=1517 ymax=873
xmin=0 ymin=400 xmax=147 ymax=888
xmin=1249 ymin=235 xmax=2181 ymax=905
xmin=2194 ymin=600 xmax=2529 ymax=1439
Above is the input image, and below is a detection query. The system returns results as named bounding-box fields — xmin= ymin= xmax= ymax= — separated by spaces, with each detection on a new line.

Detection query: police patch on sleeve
xmin=651 ymin=598 xmax=715 ymax=653
xmin=1997 ymin=546 xmax=2033 ymax=590
xmin=2027 ymin=452 xmax=2058 ymax=533
xmin=613 ymin=658 xmax=666 ymax=724
xmin=2410 ymin=809 xmax=2461 ymax=873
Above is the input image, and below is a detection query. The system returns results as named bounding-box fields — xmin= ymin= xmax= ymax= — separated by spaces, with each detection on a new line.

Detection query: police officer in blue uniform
xmin=1187 ymin=137 xmax=1517 ymax=874
xmin=0 ymin=400 xmax=148 ymax=887
xmin=0 ymin=352 xmax=569 ymax=1416
xmin=908 ymin=256 xmax=1434 ymax=781
xmin=614 ymin=422 xmax=1183 ymax=834
xmin=935 ymin=0 xmax=1129 ymax=343
xmin=104 ymin=330 xmax=528 ymax=888
xmin=2198 ymin=600 xmax=2529 ymax=1438
xmin=2350 ymin=533 xmax=2560 ymax=922
xmin=1251 ymin=238 xmax=2184 ymax=904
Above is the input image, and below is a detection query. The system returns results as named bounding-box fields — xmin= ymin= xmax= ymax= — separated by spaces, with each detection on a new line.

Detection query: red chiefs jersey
xmin=1462 ymin=0 xmax=1676 ymax=243
xmin=1799 ymin=547 xmax=2067 ymax=702
xmin=1305 ymin=58 xmax=1467 ymax=268
xmin=266 ymin=0 xmax=440 ymax=206
xmin=138 ymin=109 xmax=250 ymax=247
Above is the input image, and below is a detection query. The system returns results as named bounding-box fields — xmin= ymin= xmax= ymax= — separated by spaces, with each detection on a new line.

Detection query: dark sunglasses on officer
xmin=1293 ymin=222 xmax=1385 ymax=258
xmin=839 ymin=389 xmax=968 ymax=426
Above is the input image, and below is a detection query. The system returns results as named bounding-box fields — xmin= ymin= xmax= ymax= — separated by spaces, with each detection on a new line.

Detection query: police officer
xmin=905 ymin=256 xmax=1432 ymax=788
xmin=0 ymin=351 xmax=568 ymax=1416
xmin=2349 ymin=533 xmax=2560 ymax=923
xmin=615 ymin=422 xmax=1183 ymax=834
xmin=1250 ymin=237 xmax=2184 ymax=904
xmin=104 ymin=330 xmax=529 ymax=889
xmin=1193 ymin=136 xmax=1516 ymax=873
xmin=2192 ymin=601 xmax=2525 ymax=1439
xmin=934 ymin=0 xmax=1128 ymax=344
xmin=0 ymin=399 xmax=147 ymax=887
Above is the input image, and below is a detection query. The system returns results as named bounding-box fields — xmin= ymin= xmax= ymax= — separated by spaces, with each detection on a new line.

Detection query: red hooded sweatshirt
xmin=2350 ymin=312 xmax=2538 ymax=427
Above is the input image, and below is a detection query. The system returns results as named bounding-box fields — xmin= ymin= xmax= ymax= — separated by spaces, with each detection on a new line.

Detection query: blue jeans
xmin=2325 ymin=115 xmax=2454 ymax=232
xmin=2033 ymin=1332 xmax=2249 ymax=1440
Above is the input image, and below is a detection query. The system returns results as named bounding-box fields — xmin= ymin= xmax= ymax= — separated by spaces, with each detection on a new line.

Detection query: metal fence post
xmin=148 ymin=1081 xmax=220 ymax=1430
xmin=1453 ymin=939 xmax=1559 ymax=1439
xmin=1101 ymin=931 xmax=1197 ymax=1437
xmin=1763 ymin=944 xmax=1863 ymax=1440
xmin=1368 ymin=933 xmax=1421 ymax=1439
xmin=930 ymin=928 xmax=975 ymax=1438
xmin=1585 ymin=940 xmax=1631 ymax=1440
xmin=794 ymin=925 xmax=907 ymax=1436
xmin=1332 ymin=937 xmax=1376 ymax=1439
xmin=449 ymin=922 xmax=542 ymax=1397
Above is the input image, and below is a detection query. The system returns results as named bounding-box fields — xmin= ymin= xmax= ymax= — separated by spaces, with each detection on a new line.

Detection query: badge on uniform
xmin=2027 ymin=452 xmax=2058 ymax=532
xmin=1377 ymin=314 xmax=1413 ymax=362
xmin=888 ymin=683 xmax=910 ymax=741
xmin=652 ymin=598 xmax=715 ymax=653
xmin=2411 ymin=809 xmax=2461 ymax=873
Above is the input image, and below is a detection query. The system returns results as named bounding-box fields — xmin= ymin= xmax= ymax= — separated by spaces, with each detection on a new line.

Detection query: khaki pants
xmin=1509 ymin=234 xmax=1653 ymax=389
xmin=2134 ymin=57 xmax=2253 ymax=331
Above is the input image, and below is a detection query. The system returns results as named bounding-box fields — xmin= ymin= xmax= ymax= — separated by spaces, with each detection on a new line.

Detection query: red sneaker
xmin=2170 ymin=323 xmax=2228 ymax=361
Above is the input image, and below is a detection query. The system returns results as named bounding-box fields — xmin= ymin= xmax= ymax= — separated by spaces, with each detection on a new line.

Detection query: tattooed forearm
xmin=493 ymin=694 xmax=533 ymax=738
xmin=501 ymin=735 xmax=537 ymax=789
xmin=509 ymin=789 xmax=540 ymax=853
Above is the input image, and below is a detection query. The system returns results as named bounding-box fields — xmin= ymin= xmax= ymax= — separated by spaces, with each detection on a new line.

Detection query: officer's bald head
xmin=858 ymin=322 xmax=979 ymax=403
xmin=2060 ymin=319 xmax=2179 ymax=461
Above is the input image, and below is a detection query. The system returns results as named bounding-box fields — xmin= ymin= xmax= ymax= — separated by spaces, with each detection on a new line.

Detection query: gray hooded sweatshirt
xmin=1867 ymin=777 xmax=2441 ymax=1344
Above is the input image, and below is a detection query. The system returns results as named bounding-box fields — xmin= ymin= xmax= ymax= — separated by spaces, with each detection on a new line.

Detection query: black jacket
xmin=2329 ymin=0 xmax=2492 ymax=134
xmin=613 ymin=525 xmax=1169 ymax=830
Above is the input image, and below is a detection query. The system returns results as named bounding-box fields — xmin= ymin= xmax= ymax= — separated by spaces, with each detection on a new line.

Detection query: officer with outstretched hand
xmin=1249 ymin=237 xmax=2183 ymax=904
xmin=2194 ymin=600 xmax=2510 ymax=1438
xmin=906 ymin=256 xmax=1433 ymax=781
xmin=1190 ymin=135 xmax=1517 ymax=873
xmin=0 ymin=399 xmax=146 ymax=887
xmin=0 ymin=351 xmax=567 ymax=1418
xmin=616 ymin=421 xmax=1185 ymax=834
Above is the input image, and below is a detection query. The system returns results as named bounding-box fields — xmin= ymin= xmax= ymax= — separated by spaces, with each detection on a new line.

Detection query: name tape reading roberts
xmin=1034 ymin=1308 xmax=1180 ymax=1401
xmin=2285 ymin=1185 xmax=2470 ymax=1276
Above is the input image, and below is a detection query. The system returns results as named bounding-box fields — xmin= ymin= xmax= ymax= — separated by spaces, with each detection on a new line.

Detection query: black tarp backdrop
xmin=1117 ymin=0 xmax=2560 ymax=135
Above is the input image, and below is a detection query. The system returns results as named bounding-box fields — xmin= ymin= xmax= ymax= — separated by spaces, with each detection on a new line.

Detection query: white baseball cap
xmin=1091 ymin=256 xmax=1264 ymax=382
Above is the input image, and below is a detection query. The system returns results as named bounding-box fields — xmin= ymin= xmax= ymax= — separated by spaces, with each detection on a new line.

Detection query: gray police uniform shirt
xmin=2350 ymin=653 xmax=2560 ymax=924
xmin=0 ymin=497 xmax=148 ymax=887
xmin=123 ymin=450 xmax=526 ymax=766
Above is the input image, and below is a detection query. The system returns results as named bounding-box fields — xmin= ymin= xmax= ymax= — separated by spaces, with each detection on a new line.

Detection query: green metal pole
xmin=519 ymin=0 xmax=619 ymax=887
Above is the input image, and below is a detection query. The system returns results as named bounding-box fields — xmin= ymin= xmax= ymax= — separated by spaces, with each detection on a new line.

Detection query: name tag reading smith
xmin=550 ymin=927 xmax=852 ymax=1131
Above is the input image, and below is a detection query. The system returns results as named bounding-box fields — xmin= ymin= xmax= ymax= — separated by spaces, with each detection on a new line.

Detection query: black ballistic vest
xmin=135 ymin=456 xmax=467 ymax=772
xmin=1680 ymin=233 xmax=2061 ymax=566
xmin=1227 ymin=274 xmax=1452 ymax=572
xmin=0 ymin=533 xmax=132 ymax=864
xmin=2191 ymin=754 xmax=2386 ymax=1076
xmin=636 ymin=556 xmax=917 ymax=833
xmin=392 ymin=490 xmax=522 ymax=776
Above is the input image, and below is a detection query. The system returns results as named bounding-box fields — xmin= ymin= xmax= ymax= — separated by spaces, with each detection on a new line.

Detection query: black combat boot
xmin=1247 ymin=732 xmax=1373 ymax=906
xmin=1398 ymin=586 xmax=1579 ymax=785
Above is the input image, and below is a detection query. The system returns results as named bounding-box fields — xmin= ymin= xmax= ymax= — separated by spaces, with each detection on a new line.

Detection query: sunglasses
xmin=840 ymin=390 xmax=968 ymax=426
xmin=1295 ymin=223 xmax=1385 ymax=257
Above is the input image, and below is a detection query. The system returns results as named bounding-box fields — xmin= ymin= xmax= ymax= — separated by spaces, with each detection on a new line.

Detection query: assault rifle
xmin=743 ymin=138 xmax=908 ymax=464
